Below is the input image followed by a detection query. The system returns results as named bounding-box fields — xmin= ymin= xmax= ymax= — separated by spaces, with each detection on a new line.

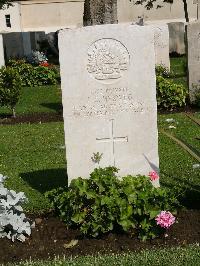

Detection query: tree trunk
xmin=83 ymin=0 xmax=118 ymax=26
xmin=182 ymin=0 xmax=189 ymax=23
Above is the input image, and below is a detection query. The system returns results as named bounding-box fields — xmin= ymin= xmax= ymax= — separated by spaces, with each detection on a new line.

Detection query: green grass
xmin=0 ymin=57 xmax=198 ymax=212
xmin=170 ymin=56 xmax=187 ymax=77
xmin=11 ymin=245 xmax=200 ymax=266
xmin=0 ymin=85 xmax=62 ymax=116
xmin=0 ymin=122 xmax=66 ymax=213
xmin=0 ymin=58 xmax=199 ymax=266
xmin=0 ymin=58 xmax=188 ymax=117
xmin=170 ymin=56 xmax=188 ymax=90
xmin=158 ymin=113 xmax=200 ymax=208
xmin=0 ymin=112 xmax=199 ymax=212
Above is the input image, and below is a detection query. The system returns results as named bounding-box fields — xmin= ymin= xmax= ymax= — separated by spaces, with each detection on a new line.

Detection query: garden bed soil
xmin=0 ymin=210 xmax=200 ymax=265
xmin=0 ymin=113 xmax=63 ymax=125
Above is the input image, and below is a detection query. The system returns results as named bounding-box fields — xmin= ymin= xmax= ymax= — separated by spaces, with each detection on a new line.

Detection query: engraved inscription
xmin=96 ymin=119 xmax=128 ymax=166
xmin=87 ymin=39 xmax=130 ymax=81
xmin=73 ymin=87 xmax=153 ymax=118
xmin=154 ymin=28 xmax=166 ymax=49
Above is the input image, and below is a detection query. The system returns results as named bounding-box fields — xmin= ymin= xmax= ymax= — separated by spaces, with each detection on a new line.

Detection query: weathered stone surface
xmin=3 ymin=32 xmax=32 ymax=59
xmin=168 ymin=22 xmax=185 ymax=55
xmin=151 ymin=24 xmax=170 ymax=69
xmin=188 ymin=21 xmax=200 ymax=102
xmin=59 ymin=24 xmax=159 ymax=183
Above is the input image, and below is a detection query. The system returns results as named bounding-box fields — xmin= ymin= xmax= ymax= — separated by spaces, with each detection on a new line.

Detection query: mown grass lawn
xmin=0 ymin=57 xmax=199 ymax=212
xmin=0 ymin=122 xmax=66 ymax=213
xmin=0 ymin=112 xmax=199 ymax=213
xmin=0 ymin=57 xmax=199 ymax=265
xmin=0 ymin=85 xmax=62 ymax=116
xmin=12 ymin=245 xmax=200 ymax=266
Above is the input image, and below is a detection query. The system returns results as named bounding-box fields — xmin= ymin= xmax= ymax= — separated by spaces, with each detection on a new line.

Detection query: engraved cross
xmin=96 ymin=119 xmax=128 ymax=166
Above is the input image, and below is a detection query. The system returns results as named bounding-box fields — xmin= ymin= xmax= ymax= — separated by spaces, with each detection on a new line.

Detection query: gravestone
xmin=3 ymin=32 xmax=32 ymax=59
xmin=188 ymin=21 xmax=200 ymax=102
xmin=134 ymin=22 xmax=170 ymax=69
xmin=168 ymin=22 xmax=185 ymax=55
xmin=152 ymin=24 xmax=170 ymax=69
xmin=59 ymin=24 xmax=159 ymax=183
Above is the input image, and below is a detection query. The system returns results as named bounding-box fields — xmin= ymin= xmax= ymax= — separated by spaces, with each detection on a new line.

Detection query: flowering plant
xmin=39 ymin=61 xmax=49 ymax=67
xmin=149 ymin=171 xmax=160 ymax=188
xmin=27 ymin=50 xmax=48 ymax=66
xmin=149 ymin=171 xmax=159 ymax=181
xmin=155 ymin=211 xmax=176 ymax=229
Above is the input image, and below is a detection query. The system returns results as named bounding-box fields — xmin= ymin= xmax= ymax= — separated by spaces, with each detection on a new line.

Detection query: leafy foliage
xmin=0 ymin=0 xmax=13 ymax=10
xmin=134 ymin=0 xmax=188 ymax=23
xmin=135 ymin=0 xmax=173 ymax=10
xmin=46 ymin=167 xmax=179 ymax=241
xmin=156 ymin=64 xmax=171 ymax=78
xmin=156 ymin=65 xmax=188 ymax=110
xmin=7 ymin=60 xmax=60 ymax=87
xmin=0 ymin=66 xmax=22 ymax=117
xmin=0 ymin=174 xmax=35 ymax=242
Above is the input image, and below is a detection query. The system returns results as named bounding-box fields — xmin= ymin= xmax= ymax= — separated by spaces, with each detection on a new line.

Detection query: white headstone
xmin=152 ymin=24 xmax=170 ymax=69
xmin=188 ymin=21 xmax=200 ymax=102
xmin=59 ymin=24 xmax=159 ymax=183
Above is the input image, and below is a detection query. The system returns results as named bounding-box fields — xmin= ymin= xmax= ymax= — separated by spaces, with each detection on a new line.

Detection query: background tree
xmin=83 ymin=0 xmax=189 ymax=26
xmin=0 ymin=0 xmax=13 ymax=10
xmin=83 ymin=0 xmax=117 ymax=26
xmin=135 ymin=0 xmax=189 ymax=22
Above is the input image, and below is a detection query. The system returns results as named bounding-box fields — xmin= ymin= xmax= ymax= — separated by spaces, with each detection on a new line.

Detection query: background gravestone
xmin=188 ymin=21 xmax=200 ymax=102
xmin=3 ymin=32 xmax=32 ymax=60
xmin=59 ymin=24 xmax=159 ymax=183
xmin=151 ymin=24 xmax=170 ymax=69
xmin=168 ymin=22 xmax=185 ymax=55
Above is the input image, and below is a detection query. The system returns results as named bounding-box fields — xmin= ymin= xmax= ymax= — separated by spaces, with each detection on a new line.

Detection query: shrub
xmin=156 ymin=75 xmax=188 ymax=110
xmin=0 ymin=67 xmax=22 ymax=117
xmin=0 ymin=174 xmax=35 ymax=242
xmin=46 ymin=167 xmax=179 ymax=241
xmin=34 ymin=65 xmax=59 ymax=86
xmin=156 ymin=65 xmax=171 ymax=78
xmin=7 ymin=59 xmax=60 ymax=87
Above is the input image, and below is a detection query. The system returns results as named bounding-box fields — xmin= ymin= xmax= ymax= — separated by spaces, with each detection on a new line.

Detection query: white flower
xmin=166 ymin=118 xmax=175 ymax=123
xmin=193 ymin=164 xmax=200 ymax=169
xmin=169 ymin=125 xmax=176 ymax=129
xmin=0 ymin=174 xmax=7 ymax=183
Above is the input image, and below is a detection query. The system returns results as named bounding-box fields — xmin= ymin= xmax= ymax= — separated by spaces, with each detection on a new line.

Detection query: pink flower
xmin=149 ymin=171 xmax=159 ymax=181
xmin=155 ymin=211 xmax=176 ymax=229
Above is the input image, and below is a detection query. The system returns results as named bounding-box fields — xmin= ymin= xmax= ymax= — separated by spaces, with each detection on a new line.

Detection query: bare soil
xmin=0 ymin=210 xmax=200 ymax=265
xmin=0 ymin=113 xmax=63 ymax=125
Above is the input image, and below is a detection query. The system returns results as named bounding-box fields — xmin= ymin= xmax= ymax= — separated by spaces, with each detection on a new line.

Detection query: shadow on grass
xmin=161 ymin=173 xmax=200 ymax=210
xmin=40 ymin=103 xmax=63 ymax=114
xmin=0 ymin=113 xmax=12 ymax=119
xmin=21 ymin=168 xmax=68 ymax=194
